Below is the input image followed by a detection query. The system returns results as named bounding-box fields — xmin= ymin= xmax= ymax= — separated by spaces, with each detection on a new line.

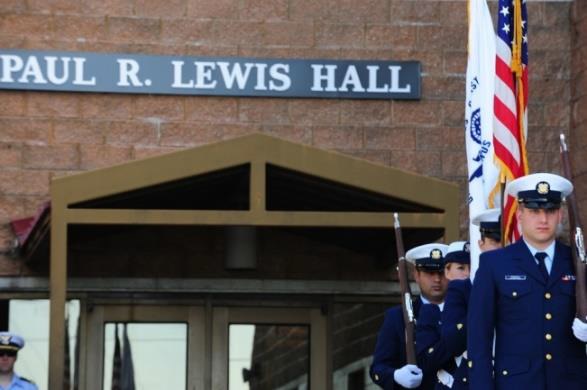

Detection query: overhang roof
xmin=52 ymin=133 xmax=457 ymax=212
xmin=18 ymin=133 xmax=459 ymax=261
xmin=43 ymin=132 xmax=459 ymax=389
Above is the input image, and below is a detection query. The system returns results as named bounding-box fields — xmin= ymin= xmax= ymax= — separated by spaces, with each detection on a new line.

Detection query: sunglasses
xmin=0 ymin=350 xmax=16 ymax=357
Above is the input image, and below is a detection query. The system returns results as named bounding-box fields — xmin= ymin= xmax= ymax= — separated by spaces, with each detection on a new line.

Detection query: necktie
xmin=535 ymin=252 xmax=549 ymax=281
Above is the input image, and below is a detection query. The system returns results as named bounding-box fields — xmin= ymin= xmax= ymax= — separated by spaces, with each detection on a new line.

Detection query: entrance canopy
xmin=44 ymin=133 xmax=458 ymax=388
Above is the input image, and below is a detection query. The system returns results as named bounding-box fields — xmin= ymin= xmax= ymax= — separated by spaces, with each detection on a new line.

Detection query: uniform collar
xmin=0 ymin=373 xmax=19 ymax=389
xmin=523 ymin=238 xmax=555 ymax=260
xmin=420 ymin=295 xmax=444 ymax=312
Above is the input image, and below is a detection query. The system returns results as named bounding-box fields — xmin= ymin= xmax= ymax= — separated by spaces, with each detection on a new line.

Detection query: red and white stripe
xmin=493 ymin=38 xmax=527 ymax=180
xmin=493 ymin=1 xmax=529 ymax=243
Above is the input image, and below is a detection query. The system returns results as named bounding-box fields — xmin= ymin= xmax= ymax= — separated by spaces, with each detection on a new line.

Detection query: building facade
xmin=0 ymin=0 xmax=584 ymax=389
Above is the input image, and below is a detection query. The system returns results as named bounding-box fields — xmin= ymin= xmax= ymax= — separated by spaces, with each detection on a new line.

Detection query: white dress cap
xmin=447 ymin=241 xmax=470 ymax=255
xmin=471 ymin=208 xmax=501 ymax=226
xmin=505 ymin=173 xmax=572 ymax=203
xmin=0 ymin=332 xmax=25 ymax=351
xmin=405 ymin=243 xmax=449 ymax=270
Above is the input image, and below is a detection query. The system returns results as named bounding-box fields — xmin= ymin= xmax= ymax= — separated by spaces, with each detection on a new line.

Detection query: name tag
xmin=505 ymin=275 xmax=527 ymax=281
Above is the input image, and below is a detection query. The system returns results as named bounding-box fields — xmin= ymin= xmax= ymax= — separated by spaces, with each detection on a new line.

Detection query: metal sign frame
xmin=0 ymin=49 xmax=421 ymax=99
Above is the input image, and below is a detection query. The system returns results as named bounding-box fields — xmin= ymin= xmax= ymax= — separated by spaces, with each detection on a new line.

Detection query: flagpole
xmin=512 ymin=0 xmax=529 ymax=176
xmin=500 ymin=173 xmax=506 ymax=246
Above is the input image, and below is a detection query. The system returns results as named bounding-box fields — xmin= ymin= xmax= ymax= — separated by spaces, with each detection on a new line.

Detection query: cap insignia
xmin=0 ymin=335 xmax=11 ymax=345
xmin=430 ymin=249 xmax=442 ymax=260
xmin=536 ymin=181 xmax=550 ymax=195
xmin=464 ymin=242 xmax=470 ymax=253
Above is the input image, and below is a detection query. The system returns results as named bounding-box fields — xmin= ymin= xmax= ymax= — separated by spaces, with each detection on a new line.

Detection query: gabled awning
xmin=42 ymin=133 xmax=459 ymax=388
xmin=18 ymin=133 xmax=459 ymax=263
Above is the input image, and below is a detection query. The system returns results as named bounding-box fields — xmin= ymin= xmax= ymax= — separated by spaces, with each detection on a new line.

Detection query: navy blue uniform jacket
xmin=467 ymin=240 xmax=587 ymax=390
xmin=370 ymin=298 xmax=437 ymax=390
xmin=416 ymin=279 xmax=471 ymax=390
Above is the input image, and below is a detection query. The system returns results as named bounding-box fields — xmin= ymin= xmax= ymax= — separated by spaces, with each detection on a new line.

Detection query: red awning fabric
xmin=9 ymin=201 xmax=51 ymax=258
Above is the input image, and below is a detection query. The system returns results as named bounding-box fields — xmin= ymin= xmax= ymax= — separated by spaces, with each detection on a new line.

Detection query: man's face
xmin=517 ymin=205 xmax=562 ymax=248
xmin=0 ymin=350 xmax=16 ymax=375
xmin=444 ymin=262 xmax=470 ymax=281
xmin=414 ymin=269 xmax=448 ymax=304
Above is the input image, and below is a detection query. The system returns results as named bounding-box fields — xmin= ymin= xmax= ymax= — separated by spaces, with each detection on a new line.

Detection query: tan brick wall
xmin=0 ymin=0 xmax=576 ymax=273
xmin=572 ymin=0 xmax=587 ymax=222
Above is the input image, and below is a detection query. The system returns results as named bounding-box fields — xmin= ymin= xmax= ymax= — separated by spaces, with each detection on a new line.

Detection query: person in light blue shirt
xmin=0 ymin=332 xmax=38 ymax=390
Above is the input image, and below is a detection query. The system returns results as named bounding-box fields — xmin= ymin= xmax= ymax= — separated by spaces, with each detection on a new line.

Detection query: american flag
xmin=493 ymin=0 xmax=529 ymax=243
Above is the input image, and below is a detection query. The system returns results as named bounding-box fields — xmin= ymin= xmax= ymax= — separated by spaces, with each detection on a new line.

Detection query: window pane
xmin=8 ymin=300 xmax=49 ymax=390
xmin=102 ymin=323 xmax=187 ymax=390
xmin=229 ymin=324 xmax=309 ymax=390
xmin=9 ymin=299 xmax=80 ymax=390
xmin=331 ymin=302 xmax=388 ymax=389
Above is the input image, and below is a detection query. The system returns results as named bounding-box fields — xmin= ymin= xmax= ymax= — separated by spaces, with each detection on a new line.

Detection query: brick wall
xmin=0 ymin=0 xmax=576 ymax=273
xmin=249 ymin=325 xmax=309 ymax=389
xmin=571 ymin=1 xmax=587 ymax=222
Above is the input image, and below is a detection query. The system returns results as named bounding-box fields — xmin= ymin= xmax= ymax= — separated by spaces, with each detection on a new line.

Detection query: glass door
xmin=212 ymin=307 xmax=327 ymax=390
xmin=82 ymin=305 xmax=205 ymax=390
xmin=82 ymin=304 xmax=328 ymax=389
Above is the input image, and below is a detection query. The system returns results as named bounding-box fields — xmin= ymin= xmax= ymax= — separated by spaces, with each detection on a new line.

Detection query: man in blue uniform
xmin=472 ymin=208 xmax=502 ymax=253
xmin=468 ymin=173 xmax=587 ymax=390
xmin=415 ymin=241 xmax=470 ymax=389
xmin=415 ymin=210 xmax=502 ymax=390
xmin=370 ymin=243 xmax=449 ymax=389
xmin=0 ymin=332 xmax=38 ymax=390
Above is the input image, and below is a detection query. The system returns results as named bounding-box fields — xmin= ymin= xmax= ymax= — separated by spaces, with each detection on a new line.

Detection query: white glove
xmin=393 ymin=364 xmax=423 ymax=389
xmin=437 ymin=369 xmax=454 ymax=388
xmin=572 ymin=318 xmax=587 ymax=342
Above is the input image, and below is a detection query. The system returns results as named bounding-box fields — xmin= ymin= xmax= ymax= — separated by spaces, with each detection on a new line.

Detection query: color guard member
xmin=370 ymin=243 xmax=449 ymax=389
xmin=415 ymin=210 xmax=502 ymax=389
xmin=415 ymin=241 xmax=470 ymax=389
xmin=468 ymin=173 xmax=587 ymax=390
xmin=473 ymin=208 xmax=502 ymax=253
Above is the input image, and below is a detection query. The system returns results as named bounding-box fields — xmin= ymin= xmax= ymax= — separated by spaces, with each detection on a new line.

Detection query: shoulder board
xmin=20 ymin=376 xmax=35 ymax=384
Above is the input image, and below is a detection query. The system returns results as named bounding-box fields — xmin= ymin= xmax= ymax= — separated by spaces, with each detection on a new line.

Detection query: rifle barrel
xmin=559 ymin=134 xmax=587 ymax=322
xmin=393 ymin=213 xmax=417 ymax=363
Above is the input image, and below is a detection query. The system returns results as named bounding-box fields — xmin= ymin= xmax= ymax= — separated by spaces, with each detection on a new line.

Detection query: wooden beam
xmin=48 ymin=207 xmax=67 ymax=390
xmin=63 ymin=208 xmax=448 ymax=228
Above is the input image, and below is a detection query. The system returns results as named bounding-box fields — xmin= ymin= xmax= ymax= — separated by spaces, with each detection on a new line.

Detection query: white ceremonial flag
xmin=465 ymin=0 xmax=499 ymax=280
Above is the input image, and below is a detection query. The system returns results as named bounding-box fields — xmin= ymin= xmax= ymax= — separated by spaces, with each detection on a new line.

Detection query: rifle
xmin=393 ymin=213 xmax=417 ymax=364
xmin=559 ymin=134 xmax=587 ymax=322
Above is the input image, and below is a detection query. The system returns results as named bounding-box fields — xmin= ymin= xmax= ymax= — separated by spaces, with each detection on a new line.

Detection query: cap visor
xmin=522 ymin=201 xmax=560 ymax=210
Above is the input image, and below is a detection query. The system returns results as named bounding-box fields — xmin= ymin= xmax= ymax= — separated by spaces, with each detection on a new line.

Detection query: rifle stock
xmin=394 ymin=213 xmax=417 ymax=364
xmin=559 ymin=134 xmax=587 ymax=322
